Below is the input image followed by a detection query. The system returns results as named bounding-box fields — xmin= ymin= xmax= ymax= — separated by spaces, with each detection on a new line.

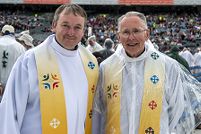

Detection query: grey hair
xmin=104 ymin=38 xmax=114 ymax=49
xmin=117 ymin=11 xmax=147 ymax=32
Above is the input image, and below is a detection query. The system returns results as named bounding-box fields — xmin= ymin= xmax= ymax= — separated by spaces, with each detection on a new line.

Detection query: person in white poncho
xmin=0 ymin=24 xmax=25 ymax=101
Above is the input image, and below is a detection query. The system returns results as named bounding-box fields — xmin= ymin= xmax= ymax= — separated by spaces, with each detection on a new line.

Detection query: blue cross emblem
xmin=88 ymin=61 xmax=95 ymax=69
xmin=151 ymin=52 xmax=159 ymax=60
xmin=150 ymin=75 xmax=159 ymax=84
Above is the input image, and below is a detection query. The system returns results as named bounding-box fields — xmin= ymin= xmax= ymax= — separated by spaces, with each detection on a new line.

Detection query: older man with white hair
xmin=92 ymin=11 xmax=201 ymax=134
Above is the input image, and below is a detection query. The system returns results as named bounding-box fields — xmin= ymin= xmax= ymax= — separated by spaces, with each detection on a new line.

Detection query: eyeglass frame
xmin=118 ymin=28 xmax=148 ymax=38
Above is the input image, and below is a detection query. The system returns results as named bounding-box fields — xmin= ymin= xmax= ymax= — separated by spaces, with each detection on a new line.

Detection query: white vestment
xmin=92 ymin=44 xmax=197 ymax=134
xmin=179 ymin=50 xmax=194 ymax=67
xmin=194 ymin=52 xmax=201 ymax=67
xmin=86 ymin=42 xmax=103 ymax=53
xmin=0 ymin=35 xmax=25 ymax=86
xmin=0 ymin=35 xmax=89 ymax=134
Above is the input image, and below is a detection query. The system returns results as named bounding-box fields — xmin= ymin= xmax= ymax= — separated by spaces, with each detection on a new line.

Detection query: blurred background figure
xmin=194 ymin=47 xmax=201 ymax=67
xmin=93 ymin=38 xmax=115 ymax=65
xmin=167 ymin=45 xmax=190 ymax=71
xmin=179 ymin=47 xmax=195 ymax=67
xmin=17 ymin=33 xmax=34 ymax=50
xmin=192 ymin=47 xmax=201 ymax=74
xmin=0 ymin=24 xmax=25 ymax=101
xmin=86 ymin=35 xmax=103 ymax=53
xmin=18 ymin=30 xmax=30 ymax=35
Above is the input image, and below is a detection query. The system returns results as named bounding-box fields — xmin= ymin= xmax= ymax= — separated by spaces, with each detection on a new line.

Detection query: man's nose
xmin=67 ymin=28 xmax=75 ymax=36
xmin=128 ymin=32 xmax=137 ymax=40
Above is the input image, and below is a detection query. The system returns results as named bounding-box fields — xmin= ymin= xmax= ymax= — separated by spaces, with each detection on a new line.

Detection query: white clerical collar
xmin=122 ymin=43 xmax=149 ymax=63
xmin=50 ymin=36 xmax=79 ymax=57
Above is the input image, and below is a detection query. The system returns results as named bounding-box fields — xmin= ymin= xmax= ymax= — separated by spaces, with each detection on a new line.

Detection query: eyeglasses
xmin=119 ymin=29 xmax=147 ymax=38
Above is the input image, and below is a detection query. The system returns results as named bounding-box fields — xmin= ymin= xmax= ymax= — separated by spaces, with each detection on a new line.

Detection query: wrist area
xmin=0 ymin=82 xmax=5 ymax=96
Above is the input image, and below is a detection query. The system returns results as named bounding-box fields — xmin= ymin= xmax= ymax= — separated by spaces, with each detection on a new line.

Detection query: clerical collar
xmin=122 ymin=44 xmax=149 ymax=62
xmin=51 ymin=36 xmax=78 ymax=57
xmin=54 ymin=37 xmax=78 ymax=50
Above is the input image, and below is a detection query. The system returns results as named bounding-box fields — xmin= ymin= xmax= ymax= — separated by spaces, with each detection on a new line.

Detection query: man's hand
xmin=0 ymin=83 xmax=4 ymax=96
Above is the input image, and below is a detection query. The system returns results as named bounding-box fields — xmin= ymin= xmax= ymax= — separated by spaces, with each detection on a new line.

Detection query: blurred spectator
xmin=18 ymin=30 xmax=30 ymax=35
xmin=167 ymin=45 xmax=190 ymax=71
xmin=194 ymin=47 xmax=201 ymax=67
xmin=17 ymin=33 xmax=34 ymax=50
xmin=93 ymin=38 xmax=115 ymax=65
xmin=0 ymin=24 xmax=25 ymax=101
xmin=179 ymin=47 xmax=195 ymax=67
xmin=86 ymin=35 xmax=103 ymax=53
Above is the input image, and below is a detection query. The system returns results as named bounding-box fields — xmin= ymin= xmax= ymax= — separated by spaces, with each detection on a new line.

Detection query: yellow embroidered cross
xmin=50 ymin=118 xmax=60 ymax=129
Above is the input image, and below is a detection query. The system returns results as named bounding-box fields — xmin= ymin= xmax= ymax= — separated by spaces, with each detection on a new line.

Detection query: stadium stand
xmin=0 ymin=1 xmax=200 ymax=49
xmin=0 ymin=0 xmax=201 ymax=133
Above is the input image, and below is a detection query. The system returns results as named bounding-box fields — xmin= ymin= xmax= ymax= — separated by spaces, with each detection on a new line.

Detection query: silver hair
xmin=117 ymin=11 xmax=147 ymax=32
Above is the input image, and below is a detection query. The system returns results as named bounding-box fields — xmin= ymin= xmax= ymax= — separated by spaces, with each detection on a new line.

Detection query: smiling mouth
xmin=68 ymin=39 xmax=75 ymax=41
xmin=127 ymin=43 xmax=139 ymax=46
xmin=66 ymin=37 xmax=75 ymax=40
xmin=65 ymin=35 xmax=76 ymax=40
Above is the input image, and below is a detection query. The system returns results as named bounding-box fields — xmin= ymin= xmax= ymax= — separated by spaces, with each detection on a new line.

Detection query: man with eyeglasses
xmin=92 ymin=11 xmax=201 ymax=134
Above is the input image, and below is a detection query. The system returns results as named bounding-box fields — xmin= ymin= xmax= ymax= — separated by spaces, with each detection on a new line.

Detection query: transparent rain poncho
xmin=92 ymin=41 xmax=201 ymax=134
xmin=179 ymin=64 xmax=201 ymax=129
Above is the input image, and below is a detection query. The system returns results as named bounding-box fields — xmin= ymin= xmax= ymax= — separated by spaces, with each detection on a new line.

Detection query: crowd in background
xmin=0 ymin=6 xmax=200 ymax=52
xmin=1 ymin=4 xmax=201 ymax=133
xmin=0 ymin=5 xmax=201 ymax=73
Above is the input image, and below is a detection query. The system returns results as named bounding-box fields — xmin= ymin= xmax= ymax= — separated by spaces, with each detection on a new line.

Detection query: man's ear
xmin=51 ymin=21 xmax=56 ymax=33
xmin=145 ymin=29 xmax=150 ymax=41
xmin=116 ymin=33 xmax=121 ymax=43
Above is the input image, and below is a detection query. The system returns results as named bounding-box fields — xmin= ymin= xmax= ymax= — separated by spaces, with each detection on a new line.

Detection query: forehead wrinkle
xmin=120 ymin=16 xmax=147 ymax=29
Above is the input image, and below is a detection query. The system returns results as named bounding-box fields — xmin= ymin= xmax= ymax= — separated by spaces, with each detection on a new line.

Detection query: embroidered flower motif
xmin=50 ymin=118 xmax=60 ymax=129
xmin=151 ymin=52 xmax=159 ymax=60
xmin=42 ymin=73 xmax=60 ymax=90
xmin=150 ymin=75 xmax=159 ymax=84
xmin=107 ymin=84 xmax=119 ymax=99
xmin=145 ymin=127 xmax=154 ymax=134
xmin=148 ymin=100 xmax=157 ymax=110
xmin=88 ymin=61 xmax=95 ymax=69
